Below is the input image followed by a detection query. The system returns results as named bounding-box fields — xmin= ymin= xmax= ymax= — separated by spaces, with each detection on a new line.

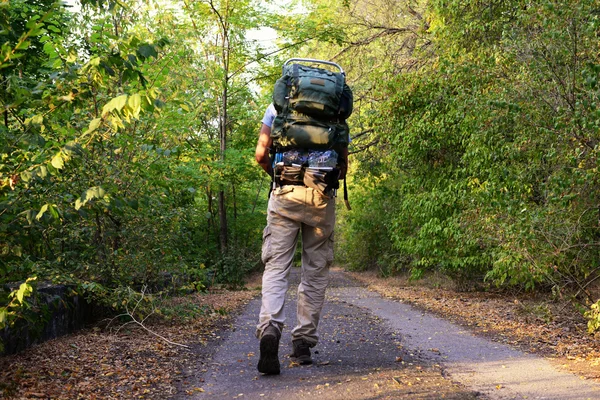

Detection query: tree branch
xmin=106 ymin=287 xmax=191 ymax=349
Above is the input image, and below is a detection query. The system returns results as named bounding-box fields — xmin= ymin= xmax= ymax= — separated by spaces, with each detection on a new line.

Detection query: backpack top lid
xmin=273 ymin=58 xmax=353 ymax=120
xmin=282 ymin=58 xmax=345 ymax=75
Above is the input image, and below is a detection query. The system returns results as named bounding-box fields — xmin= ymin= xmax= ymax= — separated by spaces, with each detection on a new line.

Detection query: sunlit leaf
xmin=36 ymin=204 xmax=49 ymax=221
xmin=84 ymin=117 xmax=102 ymax=135
xmin=102 ymin=94 xmax=128 ymax=116
xmin=0 ymin=309 xmax=7 ymax=327
xmin=16 ymin=281 xmax=33 ymax=304
xmin=75 ymin=186 xmax=107 ymax=210
xmin=21 ymin=170 xmax=32 ymax=182
xmin=128 ymin=93 xmax=141 ymax=118
xmin=51 ymin=153 xmax=64 ymax=170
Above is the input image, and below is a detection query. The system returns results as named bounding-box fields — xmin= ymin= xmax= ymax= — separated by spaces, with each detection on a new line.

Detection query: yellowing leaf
xmin=75 ymin=186 xmax=106 ymax=210
xmin=31 ymin=114 xmax=44 ymax=125
xmin=51 ymin=153 xmax=64 ymax=170
xmin=75 ymin=198 xmax=83 ymax=210
xmin=16 ymin=281 xmax=33 ymax=304
xmin=36 ymin=204 xmax=49 ymax=221
xmin=59 ymin=92 xmax=75 ymax=102
xmin=102 ymin=94 xmax=128 ymax=116
xmin=84 ymin=118 xmax=102 ymax=136
xmin=128 ymin=93 xmax=141 ymax=118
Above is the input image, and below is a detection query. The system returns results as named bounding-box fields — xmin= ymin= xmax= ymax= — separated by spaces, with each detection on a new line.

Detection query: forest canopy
xmin=2 ymin=0 xmax=600 ymax=342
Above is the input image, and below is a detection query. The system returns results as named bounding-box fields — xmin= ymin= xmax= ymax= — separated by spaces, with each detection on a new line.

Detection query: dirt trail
xmin=187 ymin=270 xmax=600 ymax=400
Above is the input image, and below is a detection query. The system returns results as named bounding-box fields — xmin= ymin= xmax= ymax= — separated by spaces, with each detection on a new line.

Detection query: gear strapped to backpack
xmin=270 ymin=58 xmax=352 ymax=208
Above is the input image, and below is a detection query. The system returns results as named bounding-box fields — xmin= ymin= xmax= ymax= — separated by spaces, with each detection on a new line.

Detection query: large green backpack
xmin=271 ymin=59 xmax=353 ymax=153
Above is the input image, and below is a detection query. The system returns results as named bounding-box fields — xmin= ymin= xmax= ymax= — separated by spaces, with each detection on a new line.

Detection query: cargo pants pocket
xmin=326 ymin=232 xmax=335 ymax=266
xmin=261 ymin=226 xmax=272 ymax=264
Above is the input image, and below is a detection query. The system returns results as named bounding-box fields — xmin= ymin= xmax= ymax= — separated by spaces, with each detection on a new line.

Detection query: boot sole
xmin=291 ymin=355 xmax=312 ymax=365
xmin=257 ymin=335 xmax=280 ymax=375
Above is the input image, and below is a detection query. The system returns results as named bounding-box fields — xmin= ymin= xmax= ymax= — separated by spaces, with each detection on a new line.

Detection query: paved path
xmin=187 ymin=270 xmax=600 ymax=400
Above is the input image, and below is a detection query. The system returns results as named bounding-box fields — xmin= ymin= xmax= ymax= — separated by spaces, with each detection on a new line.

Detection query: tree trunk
xmin=206 ymin=188 xmax=214 ymax=246
xmin=218 ymin=190 xmax=227 ymax=253
xmin=232 ymin=182 xmax=237 ymax=220
xmin=218 ymin=78 xmax=229 ymax=254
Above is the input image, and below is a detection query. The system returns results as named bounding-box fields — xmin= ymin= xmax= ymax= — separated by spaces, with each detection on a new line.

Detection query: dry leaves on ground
xmin=0 ymin=282 xmax=260 ymax=399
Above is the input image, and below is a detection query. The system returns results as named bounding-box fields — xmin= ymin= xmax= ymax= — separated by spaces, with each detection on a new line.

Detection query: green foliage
xmin=159 ymin=302 xmax=211 ymax=323
xmin=337 ymin=175 xmax=403 ymax=276
xmin=5 ymin=0 xmax=599 ymax=352
xmin=585 ymin=300 xmax=600 ymax=334
xmin=308 ymin=0 xmax=600 ymax=304
xmin=212 ymin=248 xmax=257 ymax=288
xmin=0 ymin=0 xmax=273 ymax=348
xmin=0 ymin=277 xmax=40 ymax=352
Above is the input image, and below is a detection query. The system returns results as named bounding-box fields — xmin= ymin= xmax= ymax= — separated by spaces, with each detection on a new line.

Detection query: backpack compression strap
xmin=343 ymin=178 xmax=351 ymax=210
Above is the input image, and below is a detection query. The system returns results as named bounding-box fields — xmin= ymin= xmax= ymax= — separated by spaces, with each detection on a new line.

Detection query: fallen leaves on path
xmin=0 ymin=285 xmax=259 ymax=399
xmin=346 ymin=269 xmax=600 ymax=381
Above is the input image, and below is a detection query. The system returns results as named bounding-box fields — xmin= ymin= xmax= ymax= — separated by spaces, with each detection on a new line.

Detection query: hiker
xmin=254 ymin=59 xmax=352 ymax=375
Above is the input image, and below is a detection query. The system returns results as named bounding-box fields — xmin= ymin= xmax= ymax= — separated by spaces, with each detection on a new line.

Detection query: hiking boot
xmin=257 ymin=324 xmax=280 ymax=375
xmin=290 ymin=339 xmax=313 ymax=365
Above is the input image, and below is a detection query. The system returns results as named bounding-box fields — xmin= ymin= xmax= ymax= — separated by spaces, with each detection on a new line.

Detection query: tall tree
xmin=182 ymin=0 xmax=274 ymax=255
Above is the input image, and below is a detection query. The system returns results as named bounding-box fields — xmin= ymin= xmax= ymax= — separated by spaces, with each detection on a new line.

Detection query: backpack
xmin=269 ymin=59 xmax=353 ymax=208
xmin=271 ymin=59 xmax=353 ymax=154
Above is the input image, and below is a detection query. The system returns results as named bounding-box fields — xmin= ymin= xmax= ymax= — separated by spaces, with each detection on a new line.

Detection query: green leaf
xmin=0 ymin=308 xmax=7 ymax=330
xmin=102 ymin=94 xmax=128 ymax=116
xmin=16 ymin=281 xmax=33 ymax=304
xmin=51 ymin=153 xmax=64 ymax=170
xmin=15 ymin=40 xmax=30 ymax=51
xmin=128 ymin=93 xmax=141 ymax=118
xmin=13 ymin=246 xmax=22 ymax=257
xmin=137 ymin=44 xmax=157 ymax=59
xmin=24 ymin=210 xmax=35 ymax=225
xmin=84 ymin=117 xmax=102 ymax=135
xmin=75 ymin=186 xmax=107 ymax=210
xmin=63 ymin=141 xmax=83 ymax=157
xmin=36 ymin=204 xmax=49 ymax=221
xmin=49 ymin=204 xmax=60 ymax=220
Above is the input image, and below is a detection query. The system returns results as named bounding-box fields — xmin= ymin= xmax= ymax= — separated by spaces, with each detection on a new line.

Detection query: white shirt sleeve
xmin=261 ymin=104 xmax=277 ymax=128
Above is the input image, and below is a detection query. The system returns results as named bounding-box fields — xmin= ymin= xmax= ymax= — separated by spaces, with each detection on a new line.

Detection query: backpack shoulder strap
xmin=335 ymin=72 xmax=345 ymax=105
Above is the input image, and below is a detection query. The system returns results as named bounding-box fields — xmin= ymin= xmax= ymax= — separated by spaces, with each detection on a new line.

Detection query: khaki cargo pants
xmin=256 ymin=185 xmax=336 ymax=346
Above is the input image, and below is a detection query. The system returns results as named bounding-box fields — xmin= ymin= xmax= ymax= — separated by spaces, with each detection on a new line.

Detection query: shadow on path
xmin=186 ymin=269 xmax=479 ymax=400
